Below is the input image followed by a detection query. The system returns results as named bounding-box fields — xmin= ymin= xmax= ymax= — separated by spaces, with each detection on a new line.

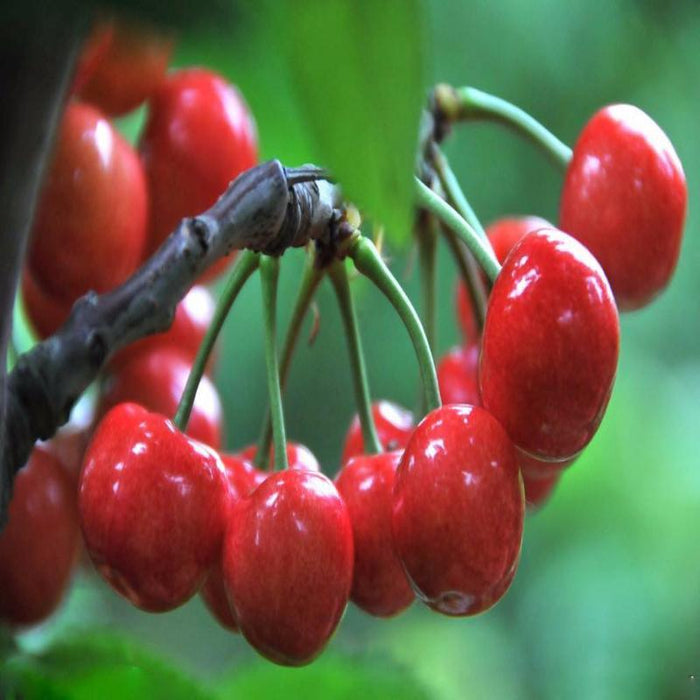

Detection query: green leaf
xmin=216 ymin=653 xmax=430 ymax=700
xmin=281 ymin=0 xmax=426 ymax=247
xmin=1 ymin=630 xmax=212 ymax=700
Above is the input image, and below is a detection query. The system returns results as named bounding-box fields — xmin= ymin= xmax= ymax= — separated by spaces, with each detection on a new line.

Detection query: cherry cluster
xmin=0 ymin=17 xmax=688 ymax=673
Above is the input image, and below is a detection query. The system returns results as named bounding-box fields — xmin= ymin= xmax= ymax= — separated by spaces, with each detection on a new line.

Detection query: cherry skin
xmin=480 ymin=228 xmax=620 ymax=462
xmin=239 ymin=442 xmax=320 ymax=473
xmin=341 ymin=400 xmax=414 ymax=464
xmin=28 ymin=101 xmax=147 ymax=304
xmin=109 ymin=285 xmax=217 ymax=372
xmin=335 ymin=451 xmax=414 ymax=617
xmin=98 ymin=347 xmax=223 ymax=449
xmin=71 ymin=21 xmax=115 ymax=95
xmin=139 ymin=68 xmax=258 ymax=280
xmin=437 ymin=344 xmax=481 ymax=407
xmin=78 ymin=403 xmax=229 ymax=612
xmin=200 ymin=453 xmax=263 ymax=632
xmin=455 ymin=215 xmax=551 ymax=343
xmin=223 ymin=469 xmax=354 ymax=666
xmin=522 ymin=471 xmax=561 ymax=512
xmin=560 ymin=104 xmax=687 ymax=311
xmin=21 ymin=267 xmax=73 ymax=339
xmin=76 ymin=20 xmax=173 ymax=117
xmin=392 ymin=404 xmax=524 ymax=616
xmin=0 ymin=447 xmax=80 ymax=627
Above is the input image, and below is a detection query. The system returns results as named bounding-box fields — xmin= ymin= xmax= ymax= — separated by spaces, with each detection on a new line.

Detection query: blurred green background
xmin=6 ymin=0 xmax=700 ymax=697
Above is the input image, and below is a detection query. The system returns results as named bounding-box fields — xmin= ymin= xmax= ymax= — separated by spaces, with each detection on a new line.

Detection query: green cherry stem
xmin=348 ymin=236 xmax=441 ymax=415
xmin=438 ymin=85 xmax=572 ymax=171
xmin=415 ymin=178 xmax=501 ymax=283
xmin=259 ymin=255 xmax=288 ymax=472
xmin=173 ymin=250 xmax=259 ymax=432
xmin=416 ymin=211 xmax=438 ymax=358
xmin=329 ymin=259 xmax=382 ymax=455
xmin=256 ymin=249 xmax=324 ymax=470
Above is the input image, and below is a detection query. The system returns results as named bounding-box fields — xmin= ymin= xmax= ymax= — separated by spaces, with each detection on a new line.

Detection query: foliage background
xmin=4 ymin=0 xmax=700 ymax=697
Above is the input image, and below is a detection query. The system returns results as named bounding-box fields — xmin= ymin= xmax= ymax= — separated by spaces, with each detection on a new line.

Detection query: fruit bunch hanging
xmin=0 ymin=13 xmax=687 ymax=670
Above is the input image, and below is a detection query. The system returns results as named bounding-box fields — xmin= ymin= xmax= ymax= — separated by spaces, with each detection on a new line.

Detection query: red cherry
xmin=28 ymin=101 xmax=147 ymax=303
xmin=480 ymin=228 xmax=620 ymax=462
xmin=21 ymin=267 xmax=73 ymax=339
xmin=436 ymin=344 xmax=481 ymax=406
xmin=0 ymin=447 xmax=80 ymax=626
xmin=335 ymin=451 xmax=413 ymax=617
xmin=109 ymin=285 xmax=216 ymax=372
xmin=455 ymin=216 xmax=551 ymax=343
xmin=239 ymin=442 xmax=320 ymax=473
xmin=140 ymin=68 xmax=258 ymax=280
xmin=76 ymin=20 xmax=173 ymax=116
xmin=392 ymin=404 xmax=524 ymax=616
xmin=516 ymin=449 xmax=576 ymax=480
xmin=71 ymin=21 xmax=115 ymax=95
xmin=223 ymin=469 xmax=353 ymax=665
xmin=560 ymin=104 xmax=687 ymax=310
xmin=78 ymin=403 xmax=229 ymax=612
xmin=522 ymin=471 xmax=560 ymax=512
xmin=99 ymin=347 xmax=223 ymax=449
xmin=341 ymin=400 xmax=414 ymax=464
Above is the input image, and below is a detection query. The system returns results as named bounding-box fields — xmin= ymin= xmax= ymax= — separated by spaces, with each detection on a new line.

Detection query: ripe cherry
xmin=392 ymin=404 xmax=523 ymax=616
xmin=71 ymin=21 xmax=114 ymax=95
xmin=436 ymin=344 xmax=481 ymax=407
xmin=480 ymin=228 xmax=620 ymax=462
xmin=523 ymin=471 xmax=560 ymax=512
xmin=0 ymin=447 xmax=80 ymax=627
xmin=28 ymin=101 xmax=147 ymax=304
xmin=109 ymin=285 xmax=216 ymax=372
xmin=341 ymin=400 xmax=414 ymax=464
xmin=99 ymin=347 xmax=223 ymax=449
xmin=139 ymin=68 xmax=258 ymax=280
xmin=223 ymin=469 xmax=353 ymax=665
xmin=560 ymin=104 xmax=687 ymax=311
xmin=21 ymin=267 xmax=73 ymax=339
xmin=78 ymin=403 xmax=229 ymax=612
xmin=76 ymin=20 xmax=173 ymax=117
xmin=335 ymin=451 xmax=413 ymax=617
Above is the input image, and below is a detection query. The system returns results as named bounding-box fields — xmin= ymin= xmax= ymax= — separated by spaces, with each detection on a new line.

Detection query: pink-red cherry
xmin=335 ymin=451 xmax=413 ymax=617
xmin=223 ymin=469 xmax=353 ymax=665
xmin=99 ymin=347 xmax=223 ymax=449
xmin=560 ymin=104 xmax=687 ymax=311
xmin=78 ymin=403 xmax=229 ymax=612
xmin=437 ymin=344 xmax=481 ymax=407
xmin=28 ymin=101 xmax=147 ymax=303
xmin=0 ymin=447 xmax=80 ymax=626
xmin=341 ymin=400 xmax=414 ymax=464
xmin=239 ymin=442 xmax=320 ymax=473
xmin=77 ymin=20 xmax=173 ymax=117
xmin=480 ymin=228 xmax=620 ymax=462
xmin=71 ymin=21 xmax=115 ymax=95
xmin=392 ymin=404 xmax=524 ymax=616
xmin=109 ymin=285 xmax=216 ymax=372
xmin=21 ymin=267 xmax=73 ymax=339
xmin=139 ymin=68 xmax=258 ymax=280
xmin=523 ymin=471 xmax=560 ymax=512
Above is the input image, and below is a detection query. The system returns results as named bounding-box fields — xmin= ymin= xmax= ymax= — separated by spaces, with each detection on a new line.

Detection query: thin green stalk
xmin=173 ymin=250 xmax=259 ymax=431
xmin=348 ymin=236 xmax=441 ymax=415
xmin=256 ymin=251 xmax=324 ymax=469
xmin=329 ymin=259 xmax=382 ymax=456
xmin=259 ymin=255 xmax=288 ymax=471
xmin=416 ymin=213 xmax=438 ymax=358
xmin=415 ymin=178 xmax=501 ymax=283
xmin=449 ymin=86 xmax=572 ymax=171
xmin=431 ymin=146 xmax=488 ymax=242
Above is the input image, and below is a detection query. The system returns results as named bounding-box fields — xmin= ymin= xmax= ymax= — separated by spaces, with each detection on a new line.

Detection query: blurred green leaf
xmin=280 ymin=0 xmax=426 ymax=247
xmin=216 ymin=654 xmax=429 ymax=700
xmin=1 ymin=630 xmax=212 ymax=700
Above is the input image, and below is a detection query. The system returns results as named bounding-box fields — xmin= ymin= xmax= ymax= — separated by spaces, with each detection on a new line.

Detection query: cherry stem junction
xmin=348 ymin=236 xmax=441 ymax=415
xmin=173 ymin=250 xmax=259 ymax=432
xmin=415 ymin=178 xmax=501 ymax=284
xmin=256 ymin=249 xmax=324 ymax=470
xmin=260 ymin=255 xmax=289 ymax=471
xmin=329 ymin=259 xmax=382 ymax=456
